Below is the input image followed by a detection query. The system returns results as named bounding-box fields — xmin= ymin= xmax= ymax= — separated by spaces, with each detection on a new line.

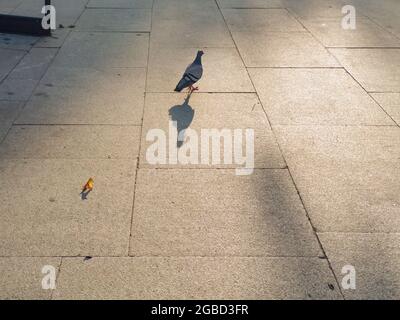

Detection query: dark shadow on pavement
xmin=80 ymin=189 xmax=91 ymax=200
xmin=168 ymin=92 xmax=195 ymax=148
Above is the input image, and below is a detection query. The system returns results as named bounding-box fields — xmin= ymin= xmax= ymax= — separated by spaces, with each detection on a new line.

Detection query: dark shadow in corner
xmin=168 ymin=92 xmax=195 ymax=148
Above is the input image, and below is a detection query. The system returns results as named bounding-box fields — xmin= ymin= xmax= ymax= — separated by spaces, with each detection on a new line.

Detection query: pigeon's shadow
xmin=80 ymin=189 xmax=91 ymax=200
xmin=168 ymin=93 xmax=195 ymax=148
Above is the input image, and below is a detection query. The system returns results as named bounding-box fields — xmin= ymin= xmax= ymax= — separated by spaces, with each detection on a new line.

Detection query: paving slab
xmin=217 ymin=0 xmax=284 ymax=8
xmin=371 ymin=93 xmax=400 ymax=125
xmin=274 ymin=125 xmax=400 ymax=232
xmin=130 ymin=169 xmax=321 ymax=257
xmin=140 ymin=93 xmax=285 ymax=168
xmin=284 ymin=0 xmax=347 ymax=19
xmin=53 ymin=257 xmax=341 ymax=299
xmin=12 ymin=0 xmax=87 ymax=26
xmin=0 ymin=126 xmax=9 ymax=142
xmin=0 ymin=100 xmax=24 ymax=127
xmin=16 ymin=67 xmax=146 ymax=125
xmin=319 ymin=233 xmax=400 ymax=299
xmin=52 ymin=32 xmax=149 ymax=68
xmin=0 ymin=33 xmax=37 ymax=50
xmin=40 ymin=65 xmax=146 ymax=93
xmin=0 ymin=125 xmax=141 ymax=159
xmin=75 ymin=9 xmax=152 ymax=32
xmin=87 ymin=0 xmax=154 ymax=8
xmin=350 ymin=0 xmax=400 ymax=38
xmin=154 ymin=0 xmax=218 ymax=16
xmin=147 ymin=47 xmax=253 ymax=92
xmin=368 ymin=13 xmax=400 ymax=38
xmin=249 ymin=68 xmax=393 ymax=125
xmin=34 ymin=29 xmax=71 ymax=48
xmin=151 ymin=9 xmax=234 ymax=47
xmin=302 ymin=17 xmax=400 ymax=48
xmin=0 ymin=78 xmax=38 ymax=101
xmin=232 ymin=31 xmax=338 ymax=67
xmin=9 ymin=48 xmax=58 ymax=80
xmin=0 ymin=48 xmax=25 ymax=81
xmin=0 ymin=100 xmax=23 ymax=141
xmin=0 ymin=159 xmax=136 ymax=256
xmin=222 ymin=8 xmax=304 ymax=32
xmin=16 ymin=86 xmax=145 ymax=125
xmin=0 ymin=257 xmax=61 ymax=300
xmin=329 ymin=48 xmax=400 ymax=92
xmin=0 ymin=0 xmax=23 ymax=14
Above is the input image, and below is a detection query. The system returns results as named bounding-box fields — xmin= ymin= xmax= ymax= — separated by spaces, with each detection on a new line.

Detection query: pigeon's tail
xmin=174 ymin=86 xmax=183 ymax=92
xmin=174 ymin=76 xmax=192 ymax=92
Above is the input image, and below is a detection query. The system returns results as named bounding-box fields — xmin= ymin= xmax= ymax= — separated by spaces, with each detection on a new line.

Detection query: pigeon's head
xmin=197 ymin=50 xmax=204 ymax=56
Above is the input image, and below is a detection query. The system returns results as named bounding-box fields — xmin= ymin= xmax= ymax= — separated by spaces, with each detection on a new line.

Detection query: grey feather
xmin=174 ymin=50 xmax=204 ymax=92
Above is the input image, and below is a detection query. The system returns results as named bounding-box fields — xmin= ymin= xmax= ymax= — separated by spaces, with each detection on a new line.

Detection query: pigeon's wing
xmin=174 ymin=74 xmax=194 ymax=92
xmin=184 ymin=62 xmax=203 ymax=81
xmin=174 ymin=63 xmax=203 ymax=92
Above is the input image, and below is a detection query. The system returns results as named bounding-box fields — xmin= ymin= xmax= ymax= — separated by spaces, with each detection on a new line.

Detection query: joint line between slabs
xmin=127 ymin=0 xmax=155 ymax=255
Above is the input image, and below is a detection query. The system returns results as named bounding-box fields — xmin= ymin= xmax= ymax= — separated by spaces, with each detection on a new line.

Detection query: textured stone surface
xmin=11 ymin=0 xmax=87 ymax=26
xmin=350 ymin=0 xmax=400 ymax=37
xmin=151 ymin=7 xmax=234 ymax=47
xmin=15 ymin=85 xmax=145 ymax=125
xmin=222 ymin=8 xmax=304 ymax=32
xmin=53 ymin=257 xmax=341 ymax=299
xmin=0 ymin=33 xmax=37 ymax=50
xmin=0 ymin=125 xmax=141 ymax=159
xmin=0 ymin=78 xmax=38 ymax=101
xmin=0 ymin=159 xmax=136 ymax=256
xmin=0 ymin=258 xmax=61 ymax=300
xmin=75 ymin=9 xmax=151 ymax=32
xmin=249 ymin=68 xmax=393 ymax=125
xmin=1 ymin=0 xmax=399 ymax=300
xmin=330 ymin=48 xmax=400 ymax=92
xmin=285 ymin=0 xmax=346 ymax=19
xmin=232 ymin=31 xmax=339 ymax=67
xmin=40 ymin=65 xmax=146 ymax=93
xmin=319 ymin=233 xmax=400 ymax=299
xmin=0 ymin=100 xmax=24 ymax=127
xmin=0 ymin=100 xmax=23 ymax=141
xmin=53 ymin=32 xmax=149 ymax=68
xmin=0 ymin=0 xmax=23 ymax=14
xmin=372 ymin=93 xmax=400 ymax=125
xmin=139 ymin=93 xmax=285 ymax=168
xmin=9 ymin=48 xmax=57 ymax=80
xmin=34 ymin=30 xmax=71 ymax=48
xmin=87 ymin=0 xmax=154 ymax=8
xmin=274 ymin=125 xmax=400 ymax=233
xmin=130 ymin=169 xmax=321 ymax=257
xmin=302 ymin=17 xmax=400 ymax=48
xmin=0 ymin=126 xmax=9 ymax=142
xmin=0 ymin=48 xmax=25 ymax=81
xmin=217 ymin=0 xmax=284 ymax=8
xmin=16 ymin=67 xmax=146 ymax=125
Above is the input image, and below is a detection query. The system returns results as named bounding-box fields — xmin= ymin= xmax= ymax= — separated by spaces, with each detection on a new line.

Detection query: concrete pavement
xmin=0 ymin=0 xmax=399 ymax=299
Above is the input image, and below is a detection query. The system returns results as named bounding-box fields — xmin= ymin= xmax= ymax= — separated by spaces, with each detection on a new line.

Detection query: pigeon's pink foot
xmin=188 ymin=85 xmax=199 ymax=93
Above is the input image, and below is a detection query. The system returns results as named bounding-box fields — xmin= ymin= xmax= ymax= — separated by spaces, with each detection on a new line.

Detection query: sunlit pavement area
xmin=0 ymin=0 xmax=400 ymax=300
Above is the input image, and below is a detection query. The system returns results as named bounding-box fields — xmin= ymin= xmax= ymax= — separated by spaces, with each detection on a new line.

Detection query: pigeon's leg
xmin=188 ymin=85 xmax=199 ymax=93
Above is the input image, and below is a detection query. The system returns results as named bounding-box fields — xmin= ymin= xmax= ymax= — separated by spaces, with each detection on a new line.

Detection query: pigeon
xmin=174 ymin=50 xmax=204 ymax=93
